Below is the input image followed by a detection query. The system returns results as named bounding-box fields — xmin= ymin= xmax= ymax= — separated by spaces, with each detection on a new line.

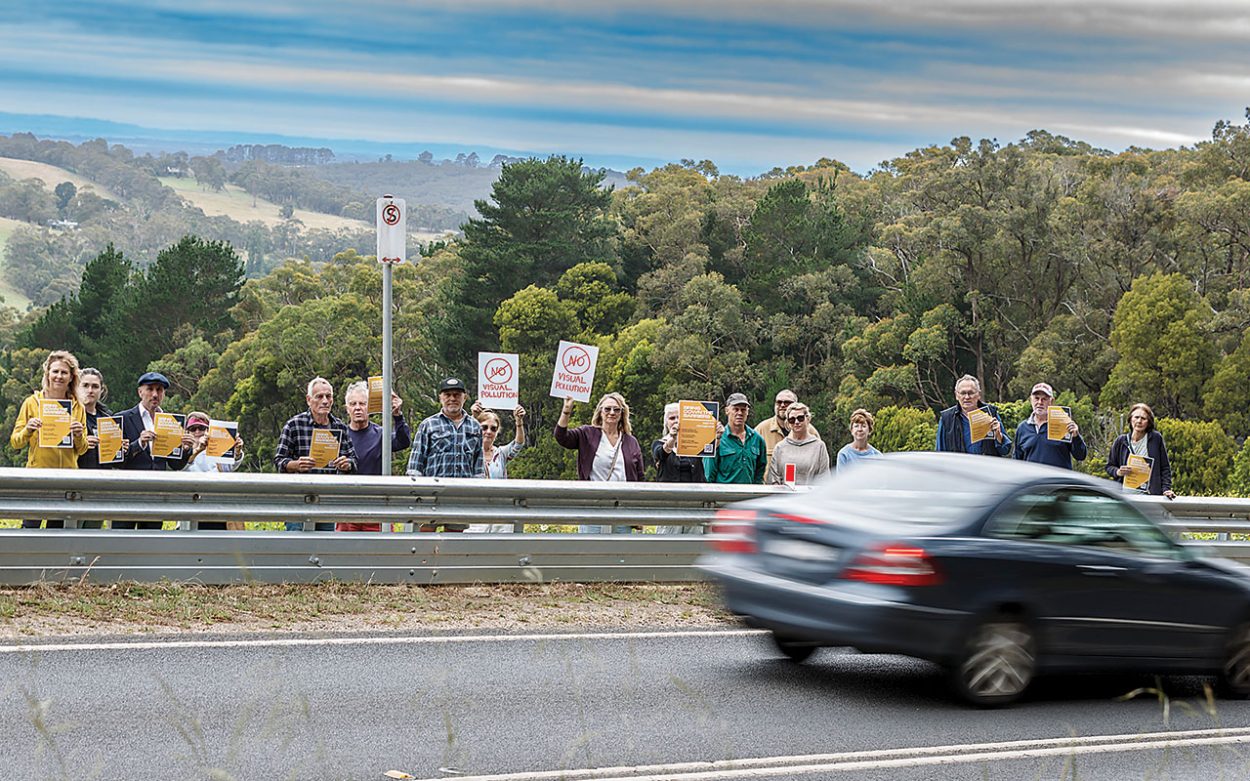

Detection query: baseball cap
xmin=726 ymin=392 xmax=750 ymax=408
xmin=438 ymin=377 xmax=466 ymax=393
xmin=137 ymin=371 xmax=170 ymax=388
xmin=1030 ymin=382 xmax=1055 ymax=397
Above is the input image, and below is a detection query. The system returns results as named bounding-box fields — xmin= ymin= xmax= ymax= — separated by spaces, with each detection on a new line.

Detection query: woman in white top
xmin=468 ymin=402 xmax=527 ymax=532
xmin=183 ymin=411 xmax=245 ymax=530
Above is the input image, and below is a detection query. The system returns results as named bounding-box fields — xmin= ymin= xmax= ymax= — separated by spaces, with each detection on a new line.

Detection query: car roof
xmin=864 ymin=452 xmax=1110 ymax=495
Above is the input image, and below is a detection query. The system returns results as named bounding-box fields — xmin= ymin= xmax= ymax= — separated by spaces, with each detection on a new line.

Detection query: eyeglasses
xmin=601 ymin=406 xmax=621 ymax=413
xmin=786 ymin=415 xmax=807 ymax=423
xmin=776 ymin=399 xmax=793 ymax=406
xmin=187 ymin=425 xmax=209 ymax=433
xmin=481 ymin=424 xmax=499 ymax=432
xmin=956 ymin=390 xmax=979 ymax=397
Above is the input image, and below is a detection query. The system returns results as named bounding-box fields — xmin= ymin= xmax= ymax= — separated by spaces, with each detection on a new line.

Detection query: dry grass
xmin=0 ymin=156 xmax=116 ymax=198
xmin=158 ymin=176 xmax=369 ymax=232
xmin=0 ymin=582 xmax=733 ymax=639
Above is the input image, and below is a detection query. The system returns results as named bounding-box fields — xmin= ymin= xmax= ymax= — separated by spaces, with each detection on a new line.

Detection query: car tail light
xmin=843 ymin=544 xmax=941 ymax=586
xmin=710 ymin=509 xmax=757 ymax=554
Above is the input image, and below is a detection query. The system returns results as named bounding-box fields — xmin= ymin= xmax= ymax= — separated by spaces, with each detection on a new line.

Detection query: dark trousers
xmin=112 ymin=521 xmax=163 ymax=530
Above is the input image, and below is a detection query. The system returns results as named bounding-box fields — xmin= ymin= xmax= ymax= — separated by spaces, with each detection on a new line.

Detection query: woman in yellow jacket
xmin=10 ymin=350 xmax=89 ymax=528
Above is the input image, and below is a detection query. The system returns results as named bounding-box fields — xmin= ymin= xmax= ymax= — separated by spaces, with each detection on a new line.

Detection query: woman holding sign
xmin=1106 ymin=403 xmax=1174 ymax=498
xmin=556 ymin=393 xmax=644 ymax=533
xmin=766 ymin=403 xmax=830 ymax=485
xmin=9 ymin=350 xmax=89 ymax=528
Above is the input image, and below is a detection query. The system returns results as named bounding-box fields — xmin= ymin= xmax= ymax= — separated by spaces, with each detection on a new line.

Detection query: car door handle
xmin=1078 ymin=564 xmax=1128 ymax=575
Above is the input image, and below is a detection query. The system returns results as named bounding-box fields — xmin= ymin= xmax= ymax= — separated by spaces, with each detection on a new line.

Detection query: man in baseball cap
xmin=406 ymin=378 xmax=484 ymax=530
xmin=1013 ymin=381 xmax=1087 ymax=468
xmin=704 ymin=392 xmax=768 ymax=484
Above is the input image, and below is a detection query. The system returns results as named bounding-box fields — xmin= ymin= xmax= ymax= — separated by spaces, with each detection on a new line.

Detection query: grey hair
xmin=344 ymin=380 xmax=369 ymax=404
xmin=306 ymin=376 xmax=333 ymax=396
xmin=954 ymin=374 xmax=981 ymax=394
xmin=663 ymin=401 xmax=679 ymax=428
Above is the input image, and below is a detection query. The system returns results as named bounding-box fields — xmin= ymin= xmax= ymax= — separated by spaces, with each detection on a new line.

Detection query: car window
xmin=805 ymin=459 xmax=998 ymax=530
xmin=987 ymin=487 xmax=1183 ymax=560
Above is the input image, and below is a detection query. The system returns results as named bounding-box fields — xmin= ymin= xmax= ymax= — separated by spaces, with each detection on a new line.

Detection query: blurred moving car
xmin=699 ymin=453 xmax=1250 ymax=706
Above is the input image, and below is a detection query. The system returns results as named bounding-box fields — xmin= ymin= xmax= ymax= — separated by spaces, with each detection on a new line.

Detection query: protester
xmin=274 ymin=376 xmax=358 ymax=531
xmin=1106 ymin=402 xmax=1175 ymax=499
xmin=836 ymin=408 xmax=881 ymax=470
xmin=74 ymin=367 xmax=122 ymax=528
xmin=935 ymin=374 xmax=1012 ymax=457
xmin=114 ymin=371 xmax=196 ymax=529
xmin=407 ymin=377 xmax=484 ymax=532
xmin=766 ymin=402 xmax=830 ymax=485
xmin=754 ymin=389 xmax=820 ymax=473
xmin=340 ymin=381 xmax=411 ymax=531
xmin=183 ymin=410 xmax=246 ymax=530
xmin=653 ymin=402 xmax=709 ymax=483
xmin=468 ymin=401 xmax=527 ymax=532
xmin=474 ymin=401 xmax=527 ymax=480
xmin=653 ymin=402 xmax=710 ymax=534
xmin=1013 ymin=382 xmax=1086 ymax=469
xmin=705 ymin=393 xmax=768 ymax=484
xmin=556 ymin=392 xmax=644 ymax=533
xmin=10 ymin=350 xmax=90 ymax=529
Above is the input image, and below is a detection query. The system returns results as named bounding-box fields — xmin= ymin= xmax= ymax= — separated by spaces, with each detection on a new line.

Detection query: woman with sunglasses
xmin=765 ymin=402 xmax=830 ymax=485
xmin=467 ymin=401 xmax=528 ymax=532
xmin=183 ymin=411 xmax=246 ymax=530
xmin=556 ymin=393 xmax=645 ymax=532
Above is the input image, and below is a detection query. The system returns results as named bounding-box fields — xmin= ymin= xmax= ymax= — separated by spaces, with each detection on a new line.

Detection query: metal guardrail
xmin=1 ymin=468 xmax=1249 ymax=585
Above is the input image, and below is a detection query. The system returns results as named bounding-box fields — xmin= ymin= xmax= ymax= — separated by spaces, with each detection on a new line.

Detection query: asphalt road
xmin=3 ymin=628 xmax=1250 ymax=780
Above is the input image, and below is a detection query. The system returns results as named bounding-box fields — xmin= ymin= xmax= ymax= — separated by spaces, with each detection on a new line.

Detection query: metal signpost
xmin=376 ymin=195 xmax=406 ymax=491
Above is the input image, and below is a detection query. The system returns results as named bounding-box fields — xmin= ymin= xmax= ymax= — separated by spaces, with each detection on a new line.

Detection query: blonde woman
xmin=10 ymin=350 xmax=90 ymax=528
xmin=765 ymin=402 xmax=830 ymax=485
xmin=556 ymin=392 xmax=644 ymax=532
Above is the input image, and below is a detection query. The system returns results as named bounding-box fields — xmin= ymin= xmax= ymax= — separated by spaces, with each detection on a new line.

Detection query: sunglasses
xmin=600 ymin=406 xmax=622 ymax=413
xmin=481 ymin=424 xmax=499 ymax=432
xmin=786 ymin=414 xmax=807 ymax=423
xmin=187 ymin=425 xmax=209 ymax=432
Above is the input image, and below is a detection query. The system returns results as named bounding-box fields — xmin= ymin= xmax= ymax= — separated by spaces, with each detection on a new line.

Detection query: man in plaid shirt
xmin=407 ymin=377 xmax=484 ymax=530
xmin=274 ymin=376 xmax=358 ymax=530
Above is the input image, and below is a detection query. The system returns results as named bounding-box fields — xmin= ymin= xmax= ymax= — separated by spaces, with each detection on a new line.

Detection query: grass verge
xmin=0 ymin=582 xmax=733 ymax=639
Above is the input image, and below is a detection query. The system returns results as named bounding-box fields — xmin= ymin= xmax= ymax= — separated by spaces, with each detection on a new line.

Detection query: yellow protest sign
xmin=676 ymin=400 xmax=719 ymax=458
xmin=368 ymin=375 xmax=384 ymax=415
xmin=1047 ymin=406 xmax=1072 ymax=442
xmin=97 ymin=415 xmax=124 ymax=464
xmin=1124 ymin=454 xmax=1153 ymax=491
xmin=967 ymin=408 xmax=993 ymax=442
xmin=38 ymin=398 xmax=73 ymax=449
xmin=309 ymin=429 xmax=341 ymax=469
xmin=205 ymin=420 xmax=238 ymax=459
xmin=152 ymin=412 xmax=186 ymax=459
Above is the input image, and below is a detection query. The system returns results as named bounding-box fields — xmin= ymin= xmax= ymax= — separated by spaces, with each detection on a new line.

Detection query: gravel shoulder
xmin=0 ymin=582 xmax=736 ymax=639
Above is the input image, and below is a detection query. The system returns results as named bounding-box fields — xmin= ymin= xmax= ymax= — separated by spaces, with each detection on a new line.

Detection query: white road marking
xmin=0 ymin=628 xmax=766 ymax=654
xmin=399 ymin=727 xmax=1250 ymax=781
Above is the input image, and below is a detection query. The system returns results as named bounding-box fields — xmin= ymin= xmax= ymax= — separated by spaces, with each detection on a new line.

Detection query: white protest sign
xmin=376 ymin=196 xmax=406 ymax=263
xmin=478 ymin=352 xmax=520 ymax=409
xmin=549 ymin=341 xmax=599 ymax=403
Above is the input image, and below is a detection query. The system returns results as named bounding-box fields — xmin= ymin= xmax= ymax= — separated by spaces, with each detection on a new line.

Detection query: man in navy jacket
xmin=117 ymin=371 xmax=193 ymax=529
xmin=1013 ymin=382 xmax=1087 ymax=469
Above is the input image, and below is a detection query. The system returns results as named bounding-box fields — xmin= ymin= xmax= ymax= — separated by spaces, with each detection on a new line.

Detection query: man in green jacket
xmin=705 ymin=393 xmax=767 ymax=484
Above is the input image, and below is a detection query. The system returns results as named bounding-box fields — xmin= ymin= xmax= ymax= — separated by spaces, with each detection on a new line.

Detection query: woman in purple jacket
xmin=555 ymin=392 xmax=644 ymax=533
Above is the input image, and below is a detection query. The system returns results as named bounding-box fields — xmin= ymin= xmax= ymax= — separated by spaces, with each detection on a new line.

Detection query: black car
xmin=699 ymin=453 xmax=1250 ymax=706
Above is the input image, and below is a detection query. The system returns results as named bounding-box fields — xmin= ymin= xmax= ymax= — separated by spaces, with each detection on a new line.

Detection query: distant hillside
xmin=308 ymin=159 xmax=631 ymax=221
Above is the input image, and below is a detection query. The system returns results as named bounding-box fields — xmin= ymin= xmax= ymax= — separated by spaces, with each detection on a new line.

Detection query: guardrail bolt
xmin=308 ymin=556 xmax=321 ymax=566
xmin=518 ymin=556 xmax=531 ymax=566
xmin=304 ymin=494 xmax=318 ymax=504
xmin=70 ymin=556 xmax=85 ymax=566
xmin=64 ymin=491 xmax=79 ymax=501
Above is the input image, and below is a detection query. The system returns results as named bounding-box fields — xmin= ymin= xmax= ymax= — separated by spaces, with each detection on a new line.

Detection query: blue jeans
xmin=577 ymin=524 xmax=632 ymax=533
xmin=285 ymin=522 xmax=335 ymax=531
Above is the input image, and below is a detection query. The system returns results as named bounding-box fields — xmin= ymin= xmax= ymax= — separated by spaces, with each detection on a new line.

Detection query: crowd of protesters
xmin=8 ymin=350 xmax=1175 ymax=532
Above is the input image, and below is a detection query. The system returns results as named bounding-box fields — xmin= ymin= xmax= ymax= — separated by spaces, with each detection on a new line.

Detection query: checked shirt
xmin=406 ymin=412 xmax=484 ymax=478
xmin=273 ymin=411 xmax=358 ymax=474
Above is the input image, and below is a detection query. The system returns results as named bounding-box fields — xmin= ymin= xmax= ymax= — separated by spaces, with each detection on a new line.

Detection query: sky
xmin=1 ymin=1 xmax=1248 ymax=175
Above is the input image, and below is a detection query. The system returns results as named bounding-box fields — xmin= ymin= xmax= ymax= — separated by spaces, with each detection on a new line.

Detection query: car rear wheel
xmin=771 ymin=632 xmax=818 ymax=663
xmin=1217 ymin=623 xmax=1250 ymax=698
xmin=950 ymin=617 xmax=1035 ymax=707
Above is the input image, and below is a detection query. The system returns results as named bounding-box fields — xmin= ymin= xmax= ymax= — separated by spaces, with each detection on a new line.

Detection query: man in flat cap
xmin=705 ymin=393 xmax=768 ymax=484
xmin=117 ymin=371 xmax=195 ymax=529
xmin=407 ymin=378 xmax=484 ymax=531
